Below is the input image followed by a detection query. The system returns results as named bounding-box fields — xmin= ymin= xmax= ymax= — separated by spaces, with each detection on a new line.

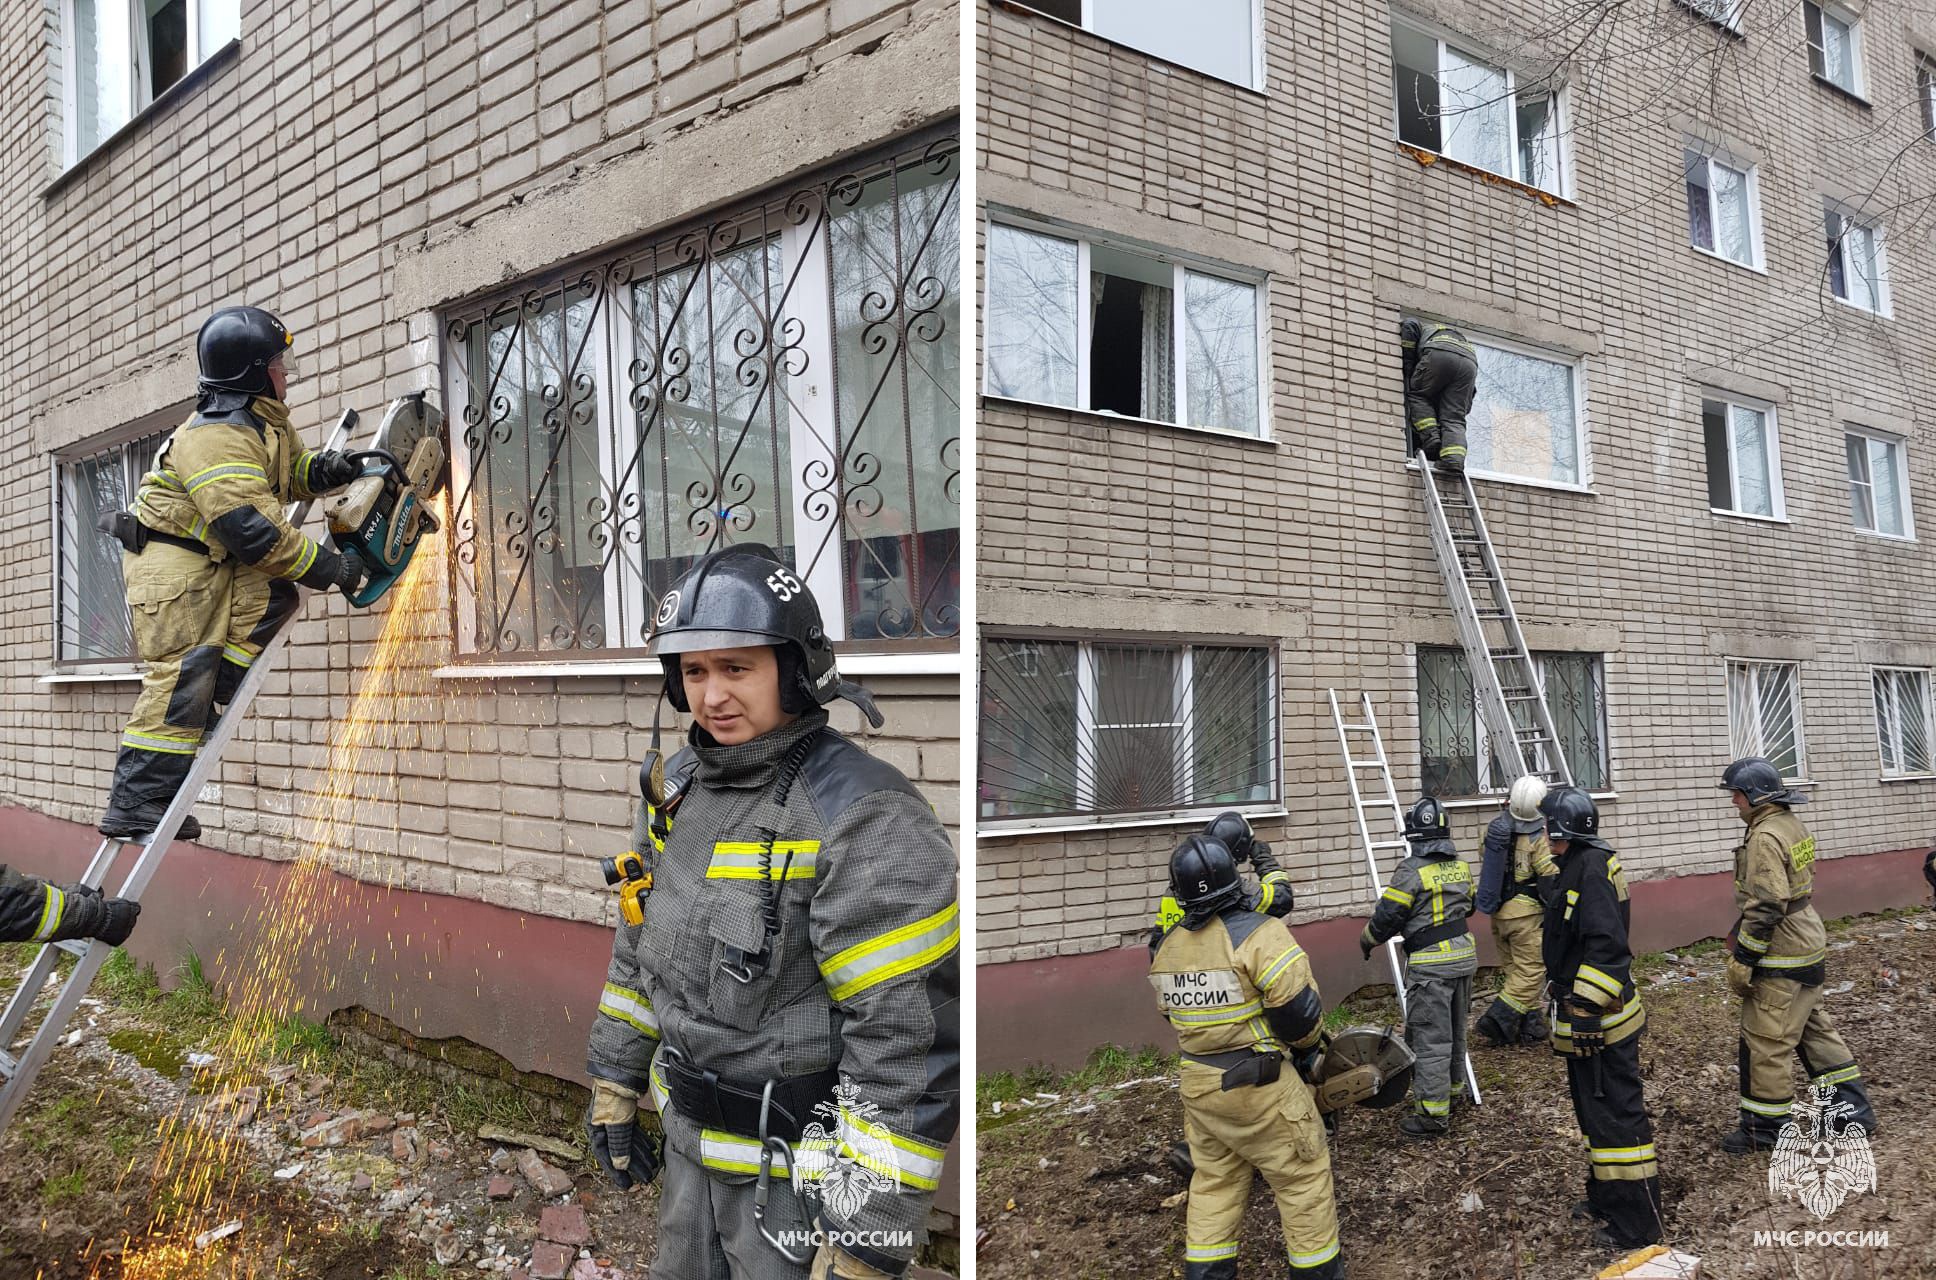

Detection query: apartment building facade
xmin=2 ymin=0 xmax=961 ymax=1141
xmin=976 ymin=0 xmax=1936 ymax=1067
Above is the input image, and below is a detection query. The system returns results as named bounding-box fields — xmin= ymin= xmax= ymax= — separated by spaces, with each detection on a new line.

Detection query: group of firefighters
xmin=1149 ymin=766 xmax=1885 ymax=1278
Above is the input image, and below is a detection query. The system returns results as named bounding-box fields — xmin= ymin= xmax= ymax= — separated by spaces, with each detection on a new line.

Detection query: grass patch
xmin=97 ymin=946 xmax=162 ymax=1005
xmin=979 ymin=1044 xmax=1174 ymax=1120
xmin=39 ymin=1169 xmax=87 ymax=1204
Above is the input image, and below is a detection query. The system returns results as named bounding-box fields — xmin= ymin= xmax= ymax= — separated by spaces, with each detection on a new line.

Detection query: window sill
xmin=433 ymin=651 xmax=963 ymax=681
xmin=1405 ymin=456 xmax=1593 ymax=497
xmin=1830 ymin=294 xmax=1890 ymax=319
xmin=1710 ymin=507 xmax=1790 ymax=525
xmin=1881 ymin=772 xmax=1936 ymax=784
xmin=40 ymin=668 xmax=143 ymax=685
xmin=1439 ymin=791 xmax=1616 ymax=812
xmin=1394 ymin=143 xmax=1574 ymax=209
xmin=988 ymin=0 xmax=1267 ymax=96
xmin=977 ymin=805 xmax=1288 ymax=840
xmin=1853 ymin=527 xmax=1917 ymax=545
xmin=1690 ymin=245 xmax=1766 ymax=275
xmin=981 ymin=395 xmax=1275 ymax=446
xmin=1810 ymin=73 xmax=1871 ymax=109
xmin=45 ymin=39 xmax=241 ymax=198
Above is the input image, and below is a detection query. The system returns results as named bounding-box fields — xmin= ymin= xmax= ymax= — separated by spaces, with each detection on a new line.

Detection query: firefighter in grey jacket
xmin=0 ymin=864 xmax=139 ymax=947
xmin=1358 ymin=797 xmax=1476 ymax=1137
xmin=583 ymin=544 xmax=959 ymax=1280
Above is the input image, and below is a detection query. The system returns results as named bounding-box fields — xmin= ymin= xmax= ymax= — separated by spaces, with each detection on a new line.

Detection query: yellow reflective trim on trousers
xmin=1440 ymin=445 xmax=1468 ymax=457
xmin=1740 ymin=1095 xmax=1792 ymax=1117
xmin=1290 ymin=1238 xmax=1341 ymax=1268
xmin=1417 ymin=1098 xmax=1450 ymax=1115
xmin=1167 ymin=998 xmax=1264 ymax=1027
xmin=1498 ymin=988 xmax=1531 ymax=1013
xmin=1577 ymin=965 xmax=1623 ymax=997
xmin=1186 ymin=1242 xmax=1239 ymax=1263
xmin=1813 ymin=1065 xmax=1862 ymax=1087
xmin=292 ymin=538 xmax=319 ymax=578
xmin=184 ymin=461 xmax=267 ymax=493
xmin=1737 ymin=932 xmax=1769 ymax=953
xmin=1589 ymin=1143 xmax=1657 ymax=1164
xmin=1759 ymin=949 xmax=1826 ymax=969
xmin=1414 ymin=417 xmax=1438 ymax=427
xmin=1258 ymin=943 xmax=1305 ymax=988
xmin=31 ymin=885 xmax=64 ymax=942
xmin=820 ymin=902 xmax=959 ymax=1002
xmin=597 ymin=982 xmax=659 ymax=1039
xmin=222 ymin=644 xmax=255 ymax=668
xmin=706 ymin=841 xmax=820 ymax=880
xmin=122 ymin=730 xmax=202 ymax=754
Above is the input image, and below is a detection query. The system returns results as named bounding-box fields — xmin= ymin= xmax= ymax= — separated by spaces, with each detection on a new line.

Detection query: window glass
xmin=985 ymin=224 xmax=1079 ymax=407
xmin=1184 ymin=271 xmax=1260 ymax=434
xmin=1467 ymin=341 xmax=1581 ymax=485
xmin=73 ymin=0 xmax=133 ymax=156
xmin=1439 ymin=44 xmax=1512 ymax=175
xmin=1729 ymin=661 xmax=1805 ymax=780
xmin=1391 ymin=24 xmax=1441 ymax=151
xmin=1090 ymin=0 xmax=1256 ymax=87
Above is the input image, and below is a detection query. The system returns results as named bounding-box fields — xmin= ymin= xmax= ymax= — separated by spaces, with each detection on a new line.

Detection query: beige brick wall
xmin=976 ymin=0 xmax=1936 ymax=963
xmin=3 ymin=0 xmax=961 ymax=928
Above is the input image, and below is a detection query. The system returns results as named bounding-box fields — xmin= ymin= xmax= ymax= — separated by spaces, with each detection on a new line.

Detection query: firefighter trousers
xmin=1476 ymin=912 xmax=1547 ymax=1045
xmin=105 ymin=542 xmax=298 ymax=821
xmin=1566 ymin=1036 xmax=1664 ymax=1247
xmin=653 ymin=1141 xmax=816 ymax=1280
xmin=1178 ymin=1062 xmax=1342 ymax=1280
xmin=1405 ymin=346 xmax=1477 ymax=465
xmin=1738 ymin=976 xmax=1876 ymax=1138
xmin=1405 ymin=969 xmax=1470 ymax=1118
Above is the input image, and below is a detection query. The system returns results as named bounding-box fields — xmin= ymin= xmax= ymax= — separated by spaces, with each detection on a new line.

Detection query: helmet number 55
xmin=765 ymin=569 xmax=803 ymax=601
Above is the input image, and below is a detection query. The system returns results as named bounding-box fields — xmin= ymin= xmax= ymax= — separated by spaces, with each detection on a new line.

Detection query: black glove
xmin=331 ymin=547 xmax=368 ymax=600
xmin=93 ymin=898 xmax=140 ymax=947
xmin=587 ymin=1084 xmax=662 ymax=1190
xmin=1565 ymin=1006 xmax=1605 ymax=1057
xmin=1358 ymin=928 xmax=1376 ymax=961
xmin=307 ymin=450 xmax=362 ymax=492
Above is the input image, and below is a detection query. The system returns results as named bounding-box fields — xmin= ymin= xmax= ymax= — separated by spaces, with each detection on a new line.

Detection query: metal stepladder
xmin=0 ymin=409 xmax=358 ymax=1140
xmin=1327 ymin=690 xmax=1481 ymax=1105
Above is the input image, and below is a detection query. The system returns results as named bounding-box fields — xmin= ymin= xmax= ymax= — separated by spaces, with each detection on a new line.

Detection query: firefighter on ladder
xmin=97 ymin=306 xmax=368 ymax=841
xmin=1538 ymin=786 xmax=1664 ymax=1249
xmin=1399 ymin=318 xmax=1477 ymax=473
xmin=1717 ymin=757 xmax=1878 ymax=1154
xmin=1150 ymin=834 xmax=1342 ymax=1280
xmin=1473 ymin=776 xmax=1555 ymax=1048
xmin=583 ymin=543 xmax=959 ymax=1279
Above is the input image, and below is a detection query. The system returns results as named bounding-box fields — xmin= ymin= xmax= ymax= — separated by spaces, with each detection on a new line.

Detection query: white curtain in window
xmin=1867 ymin=437 xmax=1904 ymax=535
xmin=1140 ymin=283 xmax=1174 ymax=423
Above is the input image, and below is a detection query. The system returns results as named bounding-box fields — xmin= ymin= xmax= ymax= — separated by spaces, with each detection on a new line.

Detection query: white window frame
xmin=1872 ymin=666 xmax=1936 ymax=780
xmin=1421 ymin=324 xmax=1592 ymax=492
xmin=1804 ymin=1 xmax=1866 ymax=98
xmin=1683 ymin=148 xmax=1765 ymax=271
xmin=1844 ymin=425 xmax=1916 ymax=541
xmin=1389 ymin=16 xmax=1573 ymax=199
xmin=49 ymin=423 xmax=175 ymax=674
xmin=1726 ymin=659 xmax=1809 ymax=784
xmin=61 ymin=0 xmax=239 ymax=170
xmin=1824 ymin=203 xmax=1891 ymax=316
xmin=1013 ymin=0 xmax=1266 ymax=91
xmin=1701 ymin=392 xmax=1787 ymax=521
xmin=1678 ymin=0 xmax=1742 ymax=31
xmin=979 ymin=635 xmax=1282 ymax=834
xmin=1919 ymin=53 xmax=1936 ymax=138
xmin=981 ymin=211 xmax=1273 ymax=441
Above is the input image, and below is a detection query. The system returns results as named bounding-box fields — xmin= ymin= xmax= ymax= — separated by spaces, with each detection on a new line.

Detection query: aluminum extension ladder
xmin=1414 ymin=458 xmax=1572 ymax=787
xmin=1327 ymin=689 xmax=1480 ymax=1106
xmin=0 ymin=409 xmax=358 ymax=1140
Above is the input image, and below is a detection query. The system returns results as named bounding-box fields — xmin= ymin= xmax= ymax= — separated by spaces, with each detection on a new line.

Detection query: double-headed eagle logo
xmin=1769 ymin=1085 xmax=1876 ymax=1220
xmin=794 ymin=1078 xmax=900 ymax=1221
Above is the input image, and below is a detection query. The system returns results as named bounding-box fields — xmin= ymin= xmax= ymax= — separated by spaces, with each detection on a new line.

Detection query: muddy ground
xmin=979 ymin=908 xmax=1936 ymax=1279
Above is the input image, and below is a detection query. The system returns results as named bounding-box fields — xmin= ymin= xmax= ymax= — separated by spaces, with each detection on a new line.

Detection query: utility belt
xmin=660 ymin=1046 xmax=838 ymax=1143
xmin=96 ymin=511 xmax=213 ymax=558
xmin=1404 ymin=919 xmax=1471 ymax=953
xmin=1183 ymin=1047 xmax=1284 ymax=1092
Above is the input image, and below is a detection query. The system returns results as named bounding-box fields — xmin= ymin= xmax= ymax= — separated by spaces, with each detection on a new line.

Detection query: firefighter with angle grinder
xmin=583 ymin=543 xmax=959 ymax=1280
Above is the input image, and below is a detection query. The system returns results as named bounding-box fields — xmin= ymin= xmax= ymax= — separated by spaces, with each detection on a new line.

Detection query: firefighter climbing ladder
xmin=1327 ymin=689 xmax=1481 ymax=1105
xmin=0 ymin=410 xmax=358 ymax=1140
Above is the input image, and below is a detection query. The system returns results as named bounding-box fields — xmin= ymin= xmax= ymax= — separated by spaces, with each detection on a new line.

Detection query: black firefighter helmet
xmin=1403 ymin=796 xmax=1450 ymax=842
xmin=198 ymin=306 xmax=292 ymax=397
xmin=1718 ymin=756 xmax=1808 ymax=807
xmin=1541 ymin=785 xmax=1599 ymax=841
xmin=1203 ymin=810 xmax=1258 ymax=862
xmin=647 ymin=543 xmax=882 ymax=726
xmin=1169 ymin=835 xmax=1244 ymax=916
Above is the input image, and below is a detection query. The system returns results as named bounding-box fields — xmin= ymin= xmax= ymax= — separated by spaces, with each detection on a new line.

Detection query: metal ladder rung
xmin=1348 ymin=759 xmax=1387 ymax=769
xmin=1366 ymin=839 xmax=1410 ymax=852
xmin=53 ymin=940 xmax=88 ymax=959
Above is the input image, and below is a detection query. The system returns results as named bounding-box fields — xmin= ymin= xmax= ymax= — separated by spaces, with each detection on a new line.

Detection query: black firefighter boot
xmin=99 ymin=745 xmax=201 ymax=841
xmin=1519 ymin=1006 xmax=1550 ymax=1048
xmin=1473 ymin=998 xmax=1522 ymax=1049
xmin=1721 ymin=1125 xmax=1779 ymax=1157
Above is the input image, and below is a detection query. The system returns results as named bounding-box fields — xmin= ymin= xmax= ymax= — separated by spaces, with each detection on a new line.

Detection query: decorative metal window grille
xmin=442 ymin=129 xmax=960 ymax=658
xmin=1419 ymin=647 xmax=1608 ymax=795
xmin=1728 ymin=660 xmax=1806 ymax=781
xmin=979 ymin=635 xmax=1278 ymax=825
xmin=1872 ymin=667 xmax=1933 ymax=778
xmin=55 ymin=431 xmax=168 ymax=665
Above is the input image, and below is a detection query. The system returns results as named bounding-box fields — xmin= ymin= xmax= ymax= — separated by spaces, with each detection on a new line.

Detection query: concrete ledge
xmin=978 ymin=584 xmax=1310 ymax=640
xmin=977 ymin=842 xmax=1933 ymax=1072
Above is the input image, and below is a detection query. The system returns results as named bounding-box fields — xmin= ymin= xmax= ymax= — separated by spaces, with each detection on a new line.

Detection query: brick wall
xmin=975 ymin=0 xmax=1936 ymax=963
xmin=1 ymin=0 xmax=960 ymax=929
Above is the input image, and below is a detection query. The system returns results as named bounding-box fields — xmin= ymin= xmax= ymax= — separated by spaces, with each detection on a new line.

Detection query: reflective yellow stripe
xmin=1760 ymin=949 xmax=1827 ymax=969
xmin=1409 ymin=936 xmax=1476 ymax=965
xmin=1589 ymin=1143 xmax=1657 ymax=1164
xmin=122 ymin=729 xmax=202 ymax=754
xmin=706 ymin=841 xmax=820 ymax=880
xmin=1168 ymin=998 xmax=1264 ymax=1027
xmin=1414 ymin=417 xmax=1438 ymax=427
xmin=820 ymin=902 xmax=959 ymax=1002
xmin=222 ymin=644 xmax=255 ymax=668
xmin=597 ymin=982 xmax=659 ymax=1039
xmin=292 ymin=539 xmax=319 ymax=578
xmin=1577 ymin=965 xmax=1623 ymax=997
xmin=1380 ymin=887 xmax=1414 ymax=906
xmin=698 ymin=1129 xmax=836 ymax=1177
xmin=1741 ymin=1095 xmax=1792 ymax=1117
xmin=184 ymin=461 xmax=267 ymax=493
xmin=1257 ymin=943 xmax=1305 ymax=989
xmin=838 ymin=1109 xmax=945 ymax=1190
xmin=1256 ymin=878 xmax=1276 ymax=913
xmin=1186 ymin=1242 xmax=1239 ymax=1263
xmin=1498 ymin=988 xmax=1531 ymax=1013
xmin=1417 ymin=1099 xmax=1450 ymax=1115
xmin=1737 ymin=932 xmax=1770 ymax=953
xmin=1290 ymin=1238 xmax=1341 ymax=1269
xmin=296 ymin=452 xmax=316 ymax=490
xmin=31 ymin=885 xmax=64 ymax=942
xmin=1813 ymin=1065 xmax=1862 ymax=1087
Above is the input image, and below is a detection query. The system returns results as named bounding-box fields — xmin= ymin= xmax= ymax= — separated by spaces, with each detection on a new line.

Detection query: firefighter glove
xmin=1564 ymin=1005 xmax=1604 ymax=1057
xmin=1358 ymin=927 xmax=1376 ymax=961
xmin=1726 ymin=957 xmax=1757 ymax=998
xmin=307 ymin=450 xmax=362 ymax=492
xmin=331 ymin=547 xmax=369 ymax=600
xmin=587 ymin=1080 xmax=660 ymax=1190
xmin=93 ymin=897 xmax=141 ymax=947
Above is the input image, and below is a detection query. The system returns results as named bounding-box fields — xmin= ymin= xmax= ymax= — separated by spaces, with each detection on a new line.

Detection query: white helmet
xmin=1508 ymin=775 xmax=1548 ymax=822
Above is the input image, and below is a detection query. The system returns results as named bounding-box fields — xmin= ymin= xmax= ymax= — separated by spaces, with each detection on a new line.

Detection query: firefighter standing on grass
xmin=1149 ymin=834 xmax=1342 ymax=1280
xmin=583 ymin=543 xmax=959 ymax=1280
xmin=1717 ymin=757 xmax=1877 ymax=1154
xmin=1473 ymin=776 xmax=1555 ymax=1048
xmin=1358 ymin=796 xmax=1475 ymax=1137
xmin=97 ymin=306 xmax=367 ymax=841
xmin=1538 ymin=786 xmax=1664 ymax=1249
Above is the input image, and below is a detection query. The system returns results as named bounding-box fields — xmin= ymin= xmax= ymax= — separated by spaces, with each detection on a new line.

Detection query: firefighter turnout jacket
xmin=1362 ymin=836 xmax=1477 ymax=974
xmin=1729 ymin=803 xmax=1827 ymax=985
xmin=1541 ymin=837 xmax=1644 ymax=1053
xmin=0 ymin=865 xmax=114 ymax=945
xmin=587 ymin=712 xmax=959 ymax=1276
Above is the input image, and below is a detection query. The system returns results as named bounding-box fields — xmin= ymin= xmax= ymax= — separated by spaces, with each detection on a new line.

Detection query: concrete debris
xmin=194 ymin=1220 xmax=244 ymax=1249
xmin=518 ymin=1147 xmax=574 ymax=1198
xmin=300 ymin=1114 xmax=361 ymax=1148
xmin=64 ymin=1028 xmax=84 ymax=1047
xmin=381 ymin=1185 xmax=427 ymax=1213
xmin=478 ymin=1124 xmax=584 ymax=1163
xmin=272 ymin=1163 xmax=306 ymax=1180
xmin=539 ymin=1204 xmax=592 ymax=1247
xmin=571 ymin=1261 xmax=626 ymax=1280
xmin=1825 ymin=981 xmax=1856 ymax=995
xmin=530 ymin=1241 xmax=575 ymax=1280
xmin=1877 ymin=967 xmax=1901 ymax=988
xmin=1459 ymin=1191 xmax=1484 ymax=1213
xmin=264 ymin=1064 xmax=299 ymax=1084
xmin=490 ymin=1146 xmax=517 ymax=1172
xmin=436 ymin=1231 xmax=467 ymax=1265
xmin=430 ymin=1140 xmax=456 ymax=1162
xmin=487 ymin=1175 xmax=517 ymax=1200
xmin=362 ymin=1113 xmax=397 ymax=1135
xmin=394 ymin=1129 xmax=421 ymax=1163
xmin=351 ymin=1172 xmax=375 ymax=1192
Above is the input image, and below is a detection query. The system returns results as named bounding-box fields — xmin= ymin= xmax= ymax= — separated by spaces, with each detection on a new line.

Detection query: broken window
xmin=1685 ymin=150 xmax=1759 ymax=267
xmin=984 ymin=219 xmax=1267 ymax=436
xmin=1389 ymin=18 xmax=1566 ymax=195
xmin=1009 ymin=0 xmax=1260 ymax=88
xmin=446 ymin=131 xmax=961 ymax=658
xmin=979 ymin=636 xmax=1278 ymax=825
xmin=1702 ymin=397 xmax=1783 ymax=519
xmin=54 ymin=430 xmax=169 ymax=666
xmin=64 ymin=0 xmax=239 ymax=165
xmin=1874 ymin=668 xmax=1935 ymax=778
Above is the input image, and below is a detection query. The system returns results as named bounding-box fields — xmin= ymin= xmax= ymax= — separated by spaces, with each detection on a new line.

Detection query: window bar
xmin=1176 ymin=646 xmax=1196 ymax=806
xmin=1073 ymin=644 xmax=1097 ymax=811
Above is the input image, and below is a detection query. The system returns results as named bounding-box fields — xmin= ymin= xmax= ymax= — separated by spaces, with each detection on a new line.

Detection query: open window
xmin=1804 ymin=2 xmax=1865 ymax=97
xmin=1684 ymin=149 xmax=1761 ymax=268
xmin=63 ymin=0 xmax=240 ymax=166
xmin=1006 ymin=0 xmax=1262 ymax=89
xmin=1825 ymin=204 xmax=1889 ymax=313
xmin=1391 ymin=17 xmax=1566 ymax=196
xmin=1702 ymin=395 xmax=1784 ymax=519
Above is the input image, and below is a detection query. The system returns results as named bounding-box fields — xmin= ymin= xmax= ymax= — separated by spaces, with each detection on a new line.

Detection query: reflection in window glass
xmin=1728 ymin=661 xmax=1805 ymax=780
xmin=73 ymin=0 xmax=132 ymax=156
xmin=1466 ymin=341 xmax=1581 ymax=485
xmin=1185 ymin=272 xmax=1260 ymax=434
xmin=979 ymin=639 xmax=1080 ymax=819
xmin=985 ymin=225 xmax=1079 ymax=406
xmin=1874 ymin=668 xmax=1934 ymax=777
xmin=57 ymin=434 xmax=167 ymax=664
xmin=1440 ymin=45 xmax=1511 ymax=176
